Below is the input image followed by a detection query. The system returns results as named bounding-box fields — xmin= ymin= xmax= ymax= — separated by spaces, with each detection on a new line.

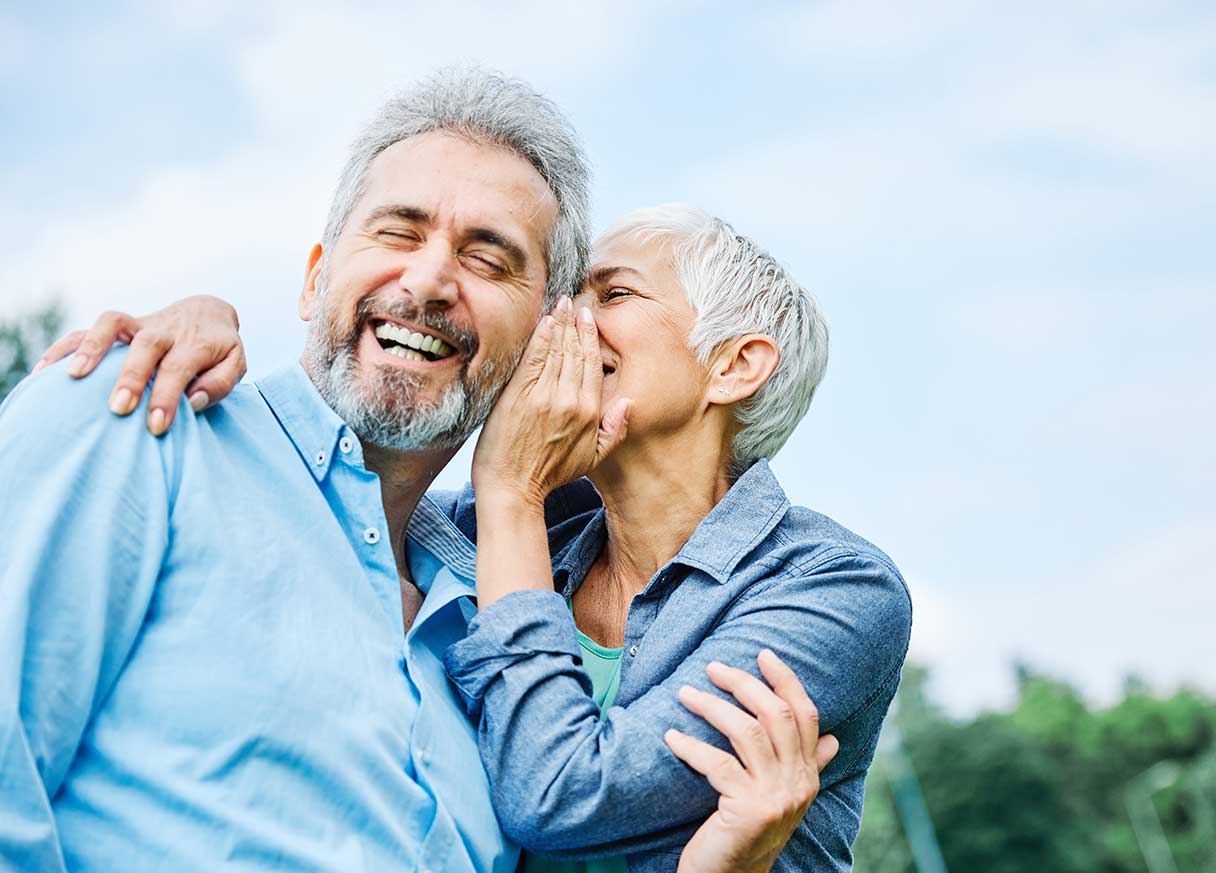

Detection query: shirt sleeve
xmin=428 ymin=479 xmax=603 ymax=543
xmin=443 ymin=551 xmax=912 ymax=860
xmin=0 ymin=359 xmax=179 ymax=870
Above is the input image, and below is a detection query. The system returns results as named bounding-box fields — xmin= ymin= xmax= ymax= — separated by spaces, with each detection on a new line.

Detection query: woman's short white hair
xmin=323 ymin=67 xmax=591 ymax=308
xmin=598 ymin=204 xmax=829 ymax=470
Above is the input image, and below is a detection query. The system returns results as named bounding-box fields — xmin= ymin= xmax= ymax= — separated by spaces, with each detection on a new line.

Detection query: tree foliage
xmin=0 ymin=301 xmax=65 ymax=403
xmin=853 ymin=665 xmax=1216 ymax=873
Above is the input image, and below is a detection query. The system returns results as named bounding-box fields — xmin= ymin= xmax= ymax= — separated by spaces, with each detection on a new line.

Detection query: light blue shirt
xmin=0 ymin=355 xmax=515 ymax=873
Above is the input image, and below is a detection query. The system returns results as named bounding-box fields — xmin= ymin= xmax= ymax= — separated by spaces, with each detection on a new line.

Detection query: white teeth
xmin=373 ymin=322 xmax=454 ymax=358
xmin=385 ymin=346 xmax=426 ymax=362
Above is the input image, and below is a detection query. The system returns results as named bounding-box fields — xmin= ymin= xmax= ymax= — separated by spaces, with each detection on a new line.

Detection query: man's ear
xmin=708 ymin=334 xmax=780 ymax=406
xmin=299 ymin=244 xmax=325 ymax=322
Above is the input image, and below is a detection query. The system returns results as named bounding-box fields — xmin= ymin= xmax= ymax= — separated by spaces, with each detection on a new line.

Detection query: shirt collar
xmin=673 ymin=459 xmax=790 ymax=583
xmin=256 ymin=363 xmax=347 ymax=483
xmin=408 ymin=495 xmax=478 ymax=583
xmin=553 ymin=459 xmax=791 ymax=592
xmin=255 ymin=364 xmax=478 ymax=592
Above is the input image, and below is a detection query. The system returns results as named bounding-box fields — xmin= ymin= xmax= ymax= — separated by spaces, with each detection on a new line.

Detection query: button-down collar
xmin=552 ymin=459 xmax=791 ymax=593
xmin=256 ymin=363 xmax=346 ymax=483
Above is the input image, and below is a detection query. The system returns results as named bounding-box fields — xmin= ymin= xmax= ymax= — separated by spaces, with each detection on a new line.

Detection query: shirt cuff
xmin=443 ymin=589 xmax=581 ymax=715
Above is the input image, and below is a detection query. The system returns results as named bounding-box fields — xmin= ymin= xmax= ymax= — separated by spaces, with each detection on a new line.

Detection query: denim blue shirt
xmin=0 ymin=356 xmax=515 ymax=873
xmin=440 ymin=462 xmax=913 ymax=873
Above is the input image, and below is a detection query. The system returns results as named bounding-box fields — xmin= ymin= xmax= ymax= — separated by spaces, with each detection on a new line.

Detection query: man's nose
xmin=398 ymin=243 xmax=459 ymax=309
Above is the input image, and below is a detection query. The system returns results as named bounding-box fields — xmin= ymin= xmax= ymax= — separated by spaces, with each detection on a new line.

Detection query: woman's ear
xmin=299 ymin=244 xmax=325 ymax=322
xmin=709 ymin=334 xmax=780 ymax=406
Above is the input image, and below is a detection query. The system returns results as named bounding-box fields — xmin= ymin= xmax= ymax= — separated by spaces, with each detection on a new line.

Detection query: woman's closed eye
xmin=602 ymin=286 xmax=635 ymax=302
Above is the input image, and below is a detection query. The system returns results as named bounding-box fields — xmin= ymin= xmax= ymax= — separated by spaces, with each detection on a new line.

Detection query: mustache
xmin=350 ymin=296 xmax=480 ymax=359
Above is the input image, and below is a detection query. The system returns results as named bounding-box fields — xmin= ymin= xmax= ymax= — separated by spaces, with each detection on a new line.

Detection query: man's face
xmin=301 ymin=130 xmax=558 ymax=451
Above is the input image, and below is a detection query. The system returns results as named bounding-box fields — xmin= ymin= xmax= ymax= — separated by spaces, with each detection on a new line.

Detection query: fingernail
xmin=148 ymin=408 xmax=166 ymax=436
xmin=109 ymin=388 xmax=135 ymax=416
xmin=33 ymin=358 xmax=47 ymax=373
xmin=558 ymin=296 xmax=572 ymax=314
xmin=188 ymin=391 xmax=209 ymax=413
xmin=68 ymin=354 xmax=88 ymax=377
xmin=578 ymin=306 xmax=594 ymax=325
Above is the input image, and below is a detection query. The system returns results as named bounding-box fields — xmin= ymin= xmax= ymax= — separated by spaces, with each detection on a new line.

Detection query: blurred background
xmin=2 ymin=2 xmax=1213 ymax=869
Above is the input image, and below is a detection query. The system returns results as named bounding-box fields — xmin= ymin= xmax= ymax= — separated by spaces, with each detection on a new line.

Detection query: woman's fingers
xmin=596 ymin=397 xmax=632 ymax=462
xmin=37 ymin=310 xmax=139 ymax=377
xmin=34 ymin=330 xmax=86 ymax=373
xmin=815 ymin=734 xmax=840 ymax=772
xmin=104 ymin=328 xmax=175 ymax=419
xmin=183 ymin=341 xmax=247 ymax=413
xmin=677 ymin=684 xmax=777 ymax=776
xmin=556 ymin=296 xmax=583 ymax=395
xmin=663 ymin=728 xmax=746 ymax=797
xmin=757 ymin=649 xmax=821 ymax=766
xmin=577 ymin=304 xmax=601 ymax=395
xmin=536 ymin=299 xmax=568 ymax=390
xmin=706 ymin=661 xmax=803 ymax=766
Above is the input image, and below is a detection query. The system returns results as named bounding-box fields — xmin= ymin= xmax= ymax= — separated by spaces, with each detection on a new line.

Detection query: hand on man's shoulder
xmin=1 ymin=348 xmax=192 ymax=444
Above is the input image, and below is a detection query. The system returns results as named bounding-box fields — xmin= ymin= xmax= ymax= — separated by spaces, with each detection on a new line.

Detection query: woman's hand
xmin=34 ymin=295 xmax=246 ymax=435
xmin=471 ymin=295 xmax=631 ymax=506
xmin=666 ymin=650 xmax=839 ymax=873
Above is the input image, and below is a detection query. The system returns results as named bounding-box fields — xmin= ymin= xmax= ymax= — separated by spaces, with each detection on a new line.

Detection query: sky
xmin=3 ymin=0 xmax=1213 ymax=715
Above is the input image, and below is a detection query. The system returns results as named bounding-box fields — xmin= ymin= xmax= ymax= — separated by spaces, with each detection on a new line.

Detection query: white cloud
xmin=907 ymin=516 xmax=1216 ymax=715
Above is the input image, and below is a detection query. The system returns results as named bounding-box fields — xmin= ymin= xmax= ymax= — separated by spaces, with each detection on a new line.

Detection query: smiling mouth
xmin=372 ymin=320 xmax=458 ymax=363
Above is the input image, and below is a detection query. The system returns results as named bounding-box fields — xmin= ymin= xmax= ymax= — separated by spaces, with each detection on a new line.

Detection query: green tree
xmin=0 ymin=300 xmax=65 ymax=402
xmin=852 ymin=665 xmax=1216 ymax=873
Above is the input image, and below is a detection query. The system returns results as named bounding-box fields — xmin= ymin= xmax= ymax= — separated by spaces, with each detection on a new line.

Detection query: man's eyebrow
xmin=363 ymin=204 xmax=432 ymax=226
xmin=588 ymin=265 xmax=647 ymax=286
xmin=467 ymin=226 xmax=528 ymax=269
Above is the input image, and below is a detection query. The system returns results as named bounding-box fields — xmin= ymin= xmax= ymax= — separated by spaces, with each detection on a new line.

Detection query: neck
xmin=362 ymin=441 xmax=461 ymax=576
xmin=590 ymin=425 xmax=735 ymax=594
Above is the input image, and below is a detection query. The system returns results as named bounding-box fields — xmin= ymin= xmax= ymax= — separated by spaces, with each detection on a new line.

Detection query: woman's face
xmin=574 ymin=234 xmax=712 ymax=444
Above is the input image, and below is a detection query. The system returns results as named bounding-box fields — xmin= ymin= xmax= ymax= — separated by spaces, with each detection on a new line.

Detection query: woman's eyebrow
xmin=588 ymin=265 xmax=646 ymax=286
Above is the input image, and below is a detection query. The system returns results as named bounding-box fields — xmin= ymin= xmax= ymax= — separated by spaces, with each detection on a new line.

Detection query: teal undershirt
xmin=522 ymin=626 xmax=628 ymax=873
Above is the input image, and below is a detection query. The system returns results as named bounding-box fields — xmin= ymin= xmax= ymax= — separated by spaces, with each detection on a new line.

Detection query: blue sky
xmin=3 ymin=0 xmax=1213 ymax=713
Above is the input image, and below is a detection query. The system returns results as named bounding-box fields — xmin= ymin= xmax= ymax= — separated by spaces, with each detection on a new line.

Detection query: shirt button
xmin=339 ymin=436 xmax=354 ymax=454
xmin=314 ymin=450 xmax=326 ymax=466
xmin=628 ymin=644 xmax=639 ymax=657
xmin=363 ymin=527 xmax=380 ymax=544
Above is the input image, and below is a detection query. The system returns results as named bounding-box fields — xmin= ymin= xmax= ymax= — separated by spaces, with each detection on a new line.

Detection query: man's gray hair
xmin=599 ymin=204 xmax=829 ymax=470
xmin=323 ymin=67 xmax=591 ymax=306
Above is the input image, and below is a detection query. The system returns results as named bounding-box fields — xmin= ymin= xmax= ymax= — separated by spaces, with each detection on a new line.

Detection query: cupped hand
xmin=471 ymin=296 xmax=631 ymax=505
xmin=34 ymin=295 xmax=246 ymax=436
xmin=666 ymin=650 xmax=839 ymax=873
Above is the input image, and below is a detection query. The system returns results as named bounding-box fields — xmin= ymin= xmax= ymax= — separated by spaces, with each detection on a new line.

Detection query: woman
xmin=43 ymin=205 xmax=911 ymax=872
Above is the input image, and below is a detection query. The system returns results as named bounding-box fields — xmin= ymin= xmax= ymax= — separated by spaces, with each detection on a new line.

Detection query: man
xmin=0 ymin=68 xmax=586 ymax=873
xmin=1 ymin=69 xmax=833 ymax=873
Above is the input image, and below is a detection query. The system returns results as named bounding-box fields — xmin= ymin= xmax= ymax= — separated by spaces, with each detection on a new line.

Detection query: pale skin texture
xmin=39 ymin=231 xmax=836 ymax=872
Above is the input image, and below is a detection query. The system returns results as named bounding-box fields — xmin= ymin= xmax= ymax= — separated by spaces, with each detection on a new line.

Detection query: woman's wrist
xmin=473 ymin=476 xmax=548 ymax=516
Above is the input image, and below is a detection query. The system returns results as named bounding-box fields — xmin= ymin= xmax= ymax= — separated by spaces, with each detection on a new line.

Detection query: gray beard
xmin=303 ymin=287 xmax=518 ymax=452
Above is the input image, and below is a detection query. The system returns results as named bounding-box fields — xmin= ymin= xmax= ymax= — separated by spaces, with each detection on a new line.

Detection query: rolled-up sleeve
xmin=446 ymin=590 xmax=586 ymax=719
xmin=444 ymin=552 xmax=912 ymax=862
